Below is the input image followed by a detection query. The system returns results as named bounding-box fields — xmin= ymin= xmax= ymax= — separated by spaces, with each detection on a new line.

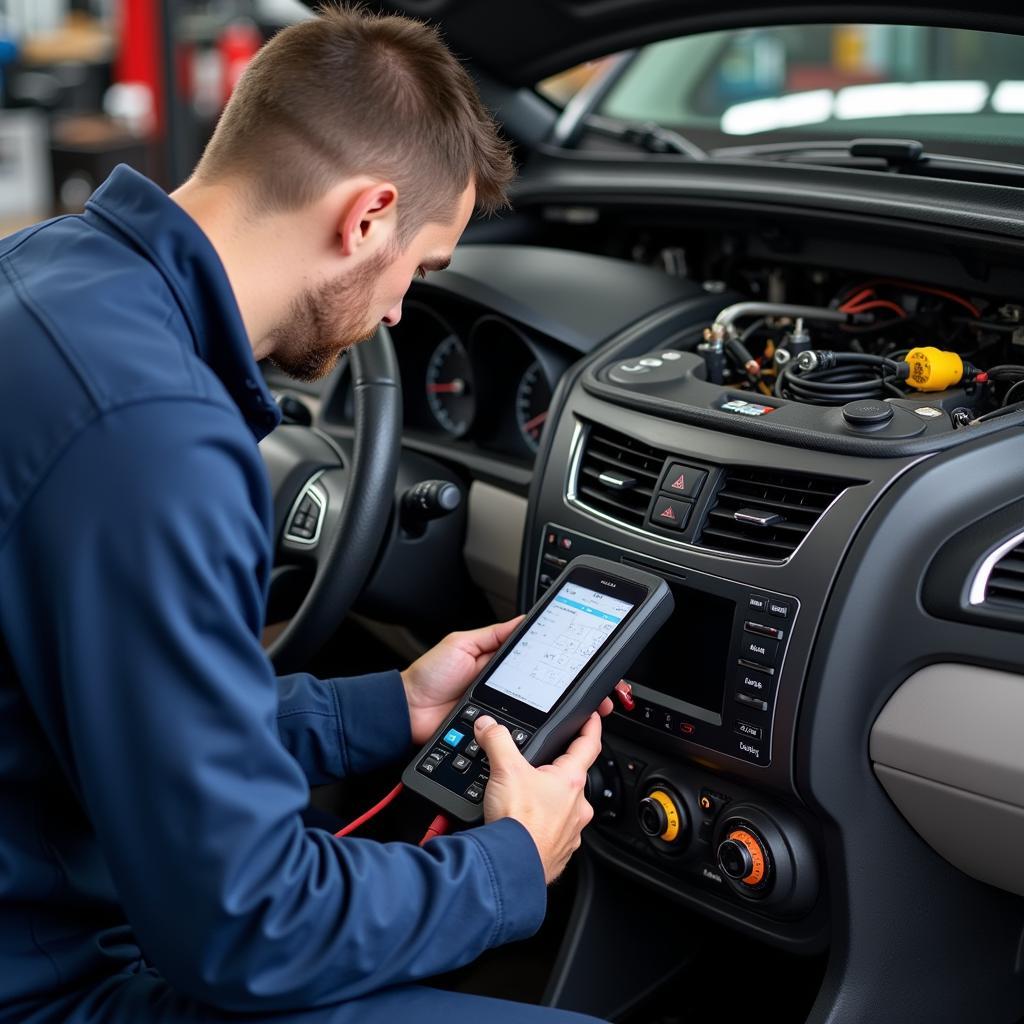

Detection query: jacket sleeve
xmin=0 ymin=398 xmax=546 ymax=1012
xmin=275 ymin=669 xmax=413 ymax=786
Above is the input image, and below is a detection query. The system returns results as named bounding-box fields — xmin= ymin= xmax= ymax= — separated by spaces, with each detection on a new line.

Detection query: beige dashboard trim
xmin=463 ymin=481 xmax=527 ymax=620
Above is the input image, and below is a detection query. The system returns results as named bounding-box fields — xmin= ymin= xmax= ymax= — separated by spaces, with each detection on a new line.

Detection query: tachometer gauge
xmin=426 ymin=335 xmax=475 ymax=437
xmin=516 ymin=361 xmax=552 ymax=452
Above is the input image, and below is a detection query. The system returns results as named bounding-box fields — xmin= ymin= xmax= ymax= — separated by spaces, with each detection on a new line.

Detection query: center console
xmin=519 ymin=296 xmax=929 ymax=952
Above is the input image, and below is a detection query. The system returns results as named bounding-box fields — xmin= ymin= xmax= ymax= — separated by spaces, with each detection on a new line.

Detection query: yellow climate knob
xmin=638 ymin=788 xmax=682 ymax=842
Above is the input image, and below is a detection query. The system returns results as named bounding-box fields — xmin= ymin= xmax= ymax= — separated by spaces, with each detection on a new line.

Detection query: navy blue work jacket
xmin=0 ymin=165 xmax=544 ymax=1020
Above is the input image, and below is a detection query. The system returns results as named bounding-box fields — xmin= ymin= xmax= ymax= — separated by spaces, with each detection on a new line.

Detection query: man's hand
xmin=474 ymin=711 xmax=604 ymax=884
xmin=401 ymin=618 xmax=524 ymax=746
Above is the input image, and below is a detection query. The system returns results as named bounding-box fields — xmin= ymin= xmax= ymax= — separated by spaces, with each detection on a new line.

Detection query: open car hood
xmin=335 ymin=1 xmax=1024 ymax=85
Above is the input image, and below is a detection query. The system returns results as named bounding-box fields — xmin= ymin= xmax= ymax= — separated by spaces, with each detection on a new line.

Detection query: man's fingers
xmin=474 ymin=716 xmax=526 ymax=774
xmin=549 ymin=713 xmax=603 ymax=774
xmin=597 ymin=696 xmax=614 ymax=717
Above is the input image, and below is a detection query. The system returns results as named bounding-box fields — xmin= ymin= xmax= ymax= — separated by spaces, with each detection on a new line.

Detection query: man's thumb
xmin=474 ymin=716 xmax=524 ymax=773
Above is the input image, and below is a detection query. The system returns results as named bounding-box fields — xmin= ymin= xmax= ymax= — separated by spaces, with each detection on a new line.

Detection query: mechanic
xmin=0 ymin=8 xmax=608 ymax=1024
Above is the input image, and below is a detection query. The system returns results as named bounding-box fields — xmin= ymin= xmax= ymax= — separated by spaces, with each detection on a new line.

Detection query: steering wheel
xmin=259 ymin=327 xmax=402 ymax=673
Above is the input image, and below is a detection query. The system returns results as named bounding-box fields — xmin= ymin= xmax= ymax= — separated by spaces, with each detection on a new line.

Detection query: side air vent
xmin=981 ymin=538 xmax=1024 ymax=610
xmin=574 ymin=424 xmax=666 ymax=529
xmin=698 ymin=467 xmax=855 ymax=560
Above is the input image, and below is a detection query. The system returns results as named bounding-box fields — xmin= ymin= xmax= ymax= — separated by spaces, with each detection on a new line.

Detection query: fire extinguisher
xmin=218 ymin=19 xmax=261 ymax=106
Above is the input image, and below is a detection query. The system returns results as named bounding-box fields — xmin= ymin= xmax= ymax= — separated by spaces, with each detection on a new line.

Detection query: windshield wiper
xmin=712 ymin=136 xmax=1024 ymax=185
xmin=581 ymin=113 xmax=708 ymax=160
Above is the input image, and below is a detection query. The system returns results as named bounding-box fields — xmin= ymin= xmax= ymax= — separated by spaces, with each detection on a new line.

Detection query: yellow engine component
xmin=904 ymin=347 xmax=966 ymax=392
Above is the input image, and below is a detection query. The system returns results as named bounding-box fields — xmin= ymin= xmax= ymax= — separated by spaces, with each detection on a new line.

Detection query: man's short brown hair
xmin=195 ymin=5 xmax=515 ymax=241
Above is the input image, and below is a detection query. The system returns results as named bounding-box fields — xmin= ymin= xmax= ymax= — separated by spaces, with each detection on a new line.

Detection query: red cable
xmin=418 ymin=814 xmax=451 ymax=846
xmin=841 ymin=287 xmax=875 ymax=310
xmin=334 ymin=783 xmax=404 ymax=838
xmin=841 ymin=278 xmax=980 ymax=318
xmin=843 ymin=299 xmax=908 ymax=318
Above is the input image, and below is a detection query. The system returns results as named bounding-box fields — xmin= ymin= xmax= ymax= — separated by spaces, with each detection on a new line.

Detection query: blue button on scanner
xmin=443 ymin=728 xmax=465 ymax=748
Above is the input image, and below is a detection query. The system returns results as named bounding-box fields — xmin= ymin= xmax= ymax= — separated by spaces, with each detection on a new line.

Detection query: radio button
xmin=740 ymin=635 xmax=779 ymax=666
xmin=735 ymin=720 xmax=765 ymax=742
xmin=744 ymin=620 xmax=783 ymax=640
xmin=735 ymin=692 xmax=769 ymax=713
xmin=747 ymin=594 xmax=769 ymax=613
xmin=737 ymin=667 xmax=773 ymax=698
xmin=768 ymin=599 xmax=791 ymax=619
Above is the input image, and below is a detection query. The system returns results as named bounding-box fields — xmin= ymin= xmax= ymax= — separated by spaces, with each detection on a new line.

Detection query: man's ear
xmin=339 ymin=183 xmax=399 ymax=258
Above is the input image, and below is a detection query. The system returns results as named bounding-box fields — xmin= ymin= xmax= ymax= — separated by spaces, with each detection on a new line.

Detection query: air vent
xmin=698 ymin=467 xmax=854 ymax=560
xmin=574 ymin=424 xmax=666 ymax=528
xmin=984 ymin=540 xmax=1024 ymax=610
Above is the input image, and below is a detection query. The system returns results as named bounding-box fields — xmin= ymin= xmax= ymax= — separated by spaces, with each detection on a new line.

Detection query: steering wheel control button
xmin=842 ymin=399 xmax=894 ymax=428
xmin=285 ymin=479 xmax=325 ymax=545
xmin=650 ymin=497 xmax=691 ymax=530
xmin=735 ymin=721 xmax=764 ymax=742
xmin=459 ymin=704 xmax=482 ymax=723
xmin=740 ymin=635 xmax=779 ymax=666
xmin=442 ymin=728 xmax=465 ymax=749
xmin=660 ymin=462 xmax=707 ymax=499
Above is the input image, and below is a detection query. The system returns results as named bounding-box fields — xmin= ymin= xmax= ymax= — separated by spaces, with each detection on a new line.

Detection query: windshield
xmin=539 ymin=24 xmax=1024 ymax=160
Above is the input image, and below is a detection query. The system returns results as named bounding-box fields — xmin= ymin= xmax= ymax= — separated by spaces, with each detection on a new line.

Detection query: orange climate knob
xmin=719 ymin=828 xmax=767 ymax=886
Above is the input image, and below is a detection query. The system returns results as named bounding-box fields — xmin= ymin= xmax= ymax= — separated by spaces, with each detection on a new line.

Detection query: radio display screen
xmin=623 ymin=581 xmax=735 ymax=720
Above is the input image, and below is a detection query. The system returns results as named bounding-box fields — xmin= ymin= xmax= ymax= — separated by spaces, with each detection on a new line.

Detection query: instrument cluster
xmin=394 ymin=299 xmax=570 ymax=461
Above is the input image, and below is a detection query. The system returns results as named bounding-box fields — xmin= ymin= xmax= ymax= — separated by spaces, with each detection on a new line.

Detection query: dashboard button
xmin=744 ymin=620 xmax=783 ymax=640
xmin=659 ymin=351 xmax=683 ymax=361
xmin=747 ymin=594 xmax=769 ymax=613
xmin=740 ymin=635 xmax=779 ymax=666
xmin=735 ymin=720 xmax=764 ymax=742
xmin=649 ymin=497 xmax=691 ymax=530
xmin=768 ymin=599 xmax=791 ymax=619
xmin=735 ymin=692 xmax=769 ymax=713
xmin=737 ymin=667 xmax=773 ymax=698
xmin=660 ymin=462 xmax=708 ymax=499
xmin=639 ymin=357 xmax=663 ymax=367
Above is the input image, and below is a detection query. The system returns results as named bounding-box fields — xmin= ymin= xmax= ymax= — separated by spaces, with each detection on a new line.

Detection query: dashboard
xmin=280 ymin=189 xmax=1024 ymax=1021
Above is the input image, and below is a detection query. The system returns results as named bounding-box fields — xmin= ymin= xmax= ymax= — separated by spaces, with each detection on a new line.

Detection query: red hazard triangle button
xmin=661 ymin=463 xmax=707 ymax=500
xmin=650 ymin=497 xmax=690 ymax=531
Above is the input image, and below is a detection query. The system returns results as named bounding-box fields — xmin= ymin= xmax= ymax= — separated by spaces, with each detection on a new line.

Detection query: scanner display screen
xmin=486 ymin=582 xmax=635 ymax=713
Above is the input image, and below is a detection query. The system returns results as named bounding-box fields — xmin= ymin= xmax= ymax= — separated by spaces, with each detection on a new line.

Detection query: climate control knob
xmin=717 ymin=828 xmax=768 ymax=888
xmin=638 ymin=787 xmax=685 ymax=844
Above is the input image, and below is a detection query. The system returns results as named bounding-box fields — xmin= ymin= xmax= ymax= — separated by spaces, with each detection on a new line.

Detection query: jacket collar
xmin=85 ymin=164 xmax=282 ymax=440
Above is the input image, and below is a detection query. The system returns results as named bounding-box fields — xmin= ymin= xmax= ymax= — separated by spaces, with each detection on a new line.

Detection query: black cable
xmin=775 ymin=351 xmax=907 ymax=405
xmin=1002 ymin=380 xmax=1024 ymax=407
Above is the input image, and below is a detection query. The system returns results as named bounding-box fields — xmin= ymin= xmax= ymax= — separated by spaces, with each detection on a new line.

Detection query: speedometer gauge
xmin=516 ymin=361 xmax=552 ymax=452
xmin=426 ymin=335 xmax=475 ymax=437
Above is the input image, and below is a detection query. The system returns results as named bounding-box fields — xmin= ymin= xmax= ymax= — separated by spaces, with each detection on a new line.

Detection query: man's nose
xmin=382 ymin=301 xmax=403 ymax=327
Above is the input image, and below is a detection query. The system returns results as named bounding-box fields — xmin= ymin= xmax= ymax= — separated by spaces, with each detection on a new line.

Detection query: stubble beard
xmin=264 ymin=248 xmax=390 ymax=383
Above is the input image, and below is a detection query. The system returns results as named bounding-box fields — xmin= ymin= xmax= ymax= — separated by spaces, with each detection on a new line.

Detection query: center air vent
xmin=574 ymin=424 xmax=666 ymax=528
xmin=980 ymin=538 xmax=1024 ymax=610
xmin=698 ymin=467 xmax=855 ymax=560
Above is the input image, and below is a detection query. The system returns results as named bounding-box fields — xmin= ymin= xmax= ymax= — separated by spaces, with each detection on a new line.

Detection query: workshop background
xmin=0 ymin=0 xmax=317 ymax=236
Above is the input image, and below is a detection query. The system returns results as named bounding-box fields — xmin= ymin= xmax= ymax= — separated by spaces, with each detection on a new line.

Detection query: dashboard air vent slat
xmin=698 ymin=467 xmax=855 ymax=560
xmin=986 ymin=544 xmax=1024 ymax=608
xmin=575 ymin=424 xmax=666 ymax=529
